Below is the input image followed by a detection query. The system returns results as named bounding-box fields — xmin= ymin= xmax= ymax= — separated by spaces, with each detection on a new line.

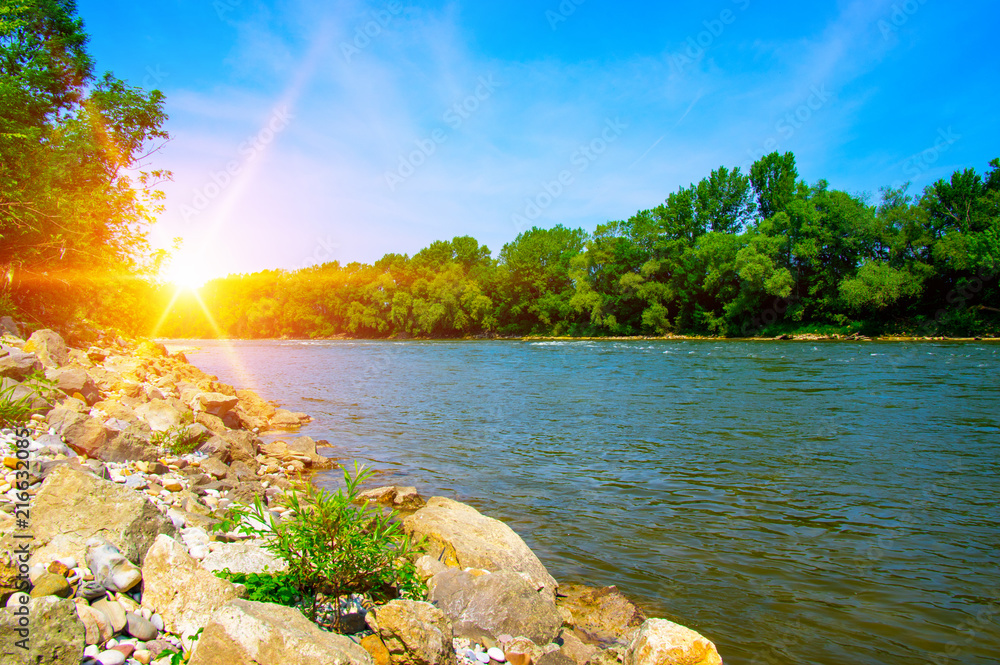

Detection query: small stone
xmin=489 ymin=647 xmax=506 ymax=662
xmin=126 ymin=612 xmax=159 ymax=641
xmin=150 ymin=613 xmax=164 ymax=631
xmin=113 ymin=642 xmax=135 ymax=658
xmin=93 ymin=597 xmax=128 ymax=633
xmin=477 ymin=652 xmax=492 ymax=663
xmin=56 ymin=556 xmax=79 ymax=570
xmin=28 ymin=563 xmax=47 ymax=583
xmin=163 ymin=479 xmax=183 ymax=492
xmin=76 ymin=580 xmax=108 ymax=600
xmin=134 ymin=649 xmax=153 ymax=664
xmin=87 ymin=538 xmax=143 ymax=593
xmin=96 ymin=649 xmax=127 ymax=665
xmin=48 ymin=560 xmax=72 ymax=577
xmin=85 ymin=644 xmax=100 ymax=658
xmin=30 ymin=571 xmax=72 ymax=598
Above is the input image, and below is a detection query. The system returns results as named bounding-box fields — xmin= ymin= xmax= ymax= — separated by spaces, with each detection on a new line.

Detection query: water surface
xmin=180 ymin=339 xmax=1000 ymax=665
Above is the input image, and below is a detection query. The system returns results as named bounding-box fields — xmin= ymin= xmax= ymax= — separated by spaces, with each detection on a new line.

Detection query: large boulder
xmin=403 ymin=498 xmax=557 ymax=599
xmin=625 ymin=619 xmax=723 ymax=665
xmin=193 ymin=392 xmax=239 ymax=418
xmin=0 ymin=596 xmax=85 ymax=665
xmin=28 ymin=466 xmax=174 ymax=566
xmin=45 ymin=367 xmax=100 ymax=405
xmin=427 ymin=568 xmax=562 ymax=646
xmin=199 ymin=540 xmax=288 ymax=575
xmin=558 ymin=585 xmax=647 ymax=647
xmin=134 ymin=399 xmax=185 ymax=432
xmin=22 ymin=329 xmax=69 ymax=368
xmin=365 ymin=599 xmax=455 ymax=665
xmin=189 ymin=600 xmax=373 ymax=665
xmin=0 ymin=347 xmax=43 ymax=381
xmin=269 ymin=408 xmax=311 ymax=429
xmin=100 ymin=424 xmax=159 ymax=463
xmin=141 ymin=535 xmax=241 ymax=636
xmin=46 ymin=408 xmax=112 ymax=458
xmin=221 ymin=430 xmax=261 ymax=466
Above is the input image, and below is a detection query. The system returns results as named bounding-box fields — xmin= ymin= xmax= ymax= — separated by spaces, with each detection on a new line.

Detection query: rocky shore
xmin=0 ymin=321 xmax=724 ymax=665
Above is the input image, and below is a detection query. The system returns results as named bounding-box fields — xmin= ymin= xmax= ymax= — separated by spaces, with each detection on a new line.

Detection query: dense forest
xmin=155 ymin=154 xmax=1000 ymax=339
xmin=2 ymin=3 xmax=998 ymax=340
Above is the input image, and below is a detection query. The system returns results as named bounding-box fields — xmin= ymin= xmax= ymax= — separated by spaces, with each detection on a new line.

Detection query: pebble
xmin=96 ymin=649 xmax=126 ymax=665
xmin=488 ymin=647 xmax=506 ymax=662
xmin=476 ymin=652 xmax=492 ymax=663
xmin=150 ymin=613 xmax=164 ymax=631
xmin=84 ymin=644 xmax=100 ymax=658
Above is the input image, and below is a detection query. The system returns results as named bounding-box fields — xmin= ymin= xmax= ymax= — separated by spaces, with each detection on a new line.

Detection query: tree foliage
xmin=0 ymin=0 xmax=169 ymax=327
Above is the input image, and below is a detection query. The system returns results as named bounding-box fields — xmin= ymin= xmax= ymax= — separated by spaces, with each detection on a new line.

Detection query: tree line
xmin=2 ymin=3 xmax=997 ymax=340
xmin=156 ymin=152 xmax=1000 ymax=339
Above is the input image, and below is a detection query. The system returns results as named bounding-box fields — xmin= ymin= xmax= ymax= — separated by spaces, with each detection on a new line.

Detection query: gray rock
xmin=199 ymin=540 xmax=288 ymax=575
xmin=428 ymin=569 xmax=562 ymax=646
xmin=199 ymin=456 xmax=230 ymax=479
xmin=125 ymin=612 xmax=158 ymax=641
xmin=140 ymin=535 xmax=240 ymax=636
xmin=92 ymin=598 xmax=128 ymax=633
xmin=46 ymin=367 xmax=100 ymax=405
xmin=188 ymin=600 xmax=373 ymax=665
xmin=366 ymin=599 xmax=455 ymax=665
xmin=100 ymin=425 xmax=159 ymax=464
xmin=0 ymin=348 xmax=43 ymax=381
xmin=27 ymin=465 xmax=174 ymax=567
xmin=194 ymin=392 xmax=239 ymax=417
xmin=76 ymin=581 xmax=108 ymax=601
xmin=404 ymin=497 xmax=558 ymax=600
xmin=0 ymin=596 xmax=85 ymax=665
xmin=134 ymin=399 xmax=184 ymax=433
xmin=23 ymin=329 xmax=69 ymax=368
xmin=87 ymin=539 xmax=143 ymax=594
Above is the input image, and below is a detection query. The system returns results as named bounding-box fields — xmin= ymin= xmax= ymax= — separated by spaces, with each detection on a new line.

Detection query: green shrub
xmin=214 ymin=462 xmax=425 ymax=624
xmin=151 ymin=425 xmax=209 ymax=455
xmin=214 ymin=569 xmax=304 ymax=607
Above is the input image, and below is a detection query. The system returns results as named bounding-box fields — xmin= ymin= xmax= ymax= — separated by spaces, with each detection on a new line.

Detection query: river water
xmin=179 ymin=339 xmax=1000 ymax=665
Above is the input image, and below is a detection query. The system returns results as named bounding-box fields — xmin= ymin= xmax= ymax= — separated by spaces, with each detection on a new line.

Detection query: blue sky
xmin=75 ymin=0 xmax=1000 ymax=283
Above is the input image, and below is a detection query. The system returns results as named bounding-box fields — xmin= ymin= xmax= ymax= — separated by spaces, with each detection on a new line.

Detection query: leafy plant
xmin=156 ymin=628 xmax=203 ymax=664
xmin=214 ymin=568 xmax=305 ymax=607
xmin=214 ymin=462 xmax=426 ymax=625
xmin=152 ymin=425 xmax=209 ymax=455
xmin=0 ymin=372 xmax=58 ymax=426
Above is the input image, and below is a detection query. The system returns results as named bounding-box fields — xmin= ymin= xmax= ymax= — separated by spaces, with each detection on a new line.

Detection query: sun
xmin=161 ymin=252 xmax=215 ymax=292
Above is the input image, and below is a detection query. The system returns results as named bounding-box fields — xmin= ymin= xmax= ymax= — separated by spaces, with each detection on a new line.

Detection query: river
xmin=178 ymin=339 xmax=1000 ymax=665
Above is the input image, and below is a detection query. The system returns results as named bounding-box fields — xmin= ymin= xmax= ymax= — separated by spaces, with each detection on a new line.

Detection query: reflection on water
xmin=181 ymin=339 xmax=1000 ymax=665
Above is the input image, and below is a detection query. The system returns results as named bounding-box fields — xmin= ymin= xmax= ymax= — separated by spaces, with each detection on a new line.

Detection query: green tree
xmin=1 ymin=0 xmax=169 ymax=325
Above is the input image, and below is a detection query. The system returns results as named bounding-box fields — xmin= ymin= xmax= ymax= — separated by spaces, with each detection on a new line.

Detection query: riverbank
xmin=0 ymin=322 xmax=725 ymax=665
